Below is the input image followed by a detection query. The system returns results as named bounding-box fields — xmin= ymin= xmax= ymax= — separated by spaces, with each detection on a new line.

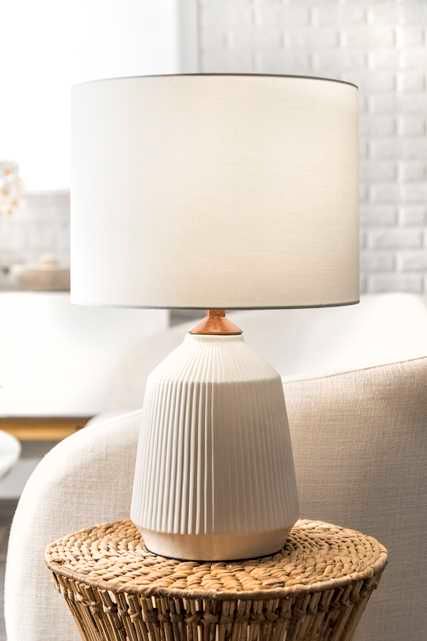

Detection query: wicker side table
xmin=45 ymin=520 xmax=387 ymax=641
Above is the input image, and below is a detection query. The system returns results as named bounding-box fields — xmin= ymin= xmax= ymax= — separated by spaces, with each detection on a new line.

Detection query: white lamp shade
xmin=71 ymin=74 xmax=359 ymax=309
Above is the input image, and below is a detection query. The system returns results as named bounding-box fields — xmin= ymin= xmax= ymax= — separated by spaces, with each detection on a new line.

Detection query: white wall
xmin=0 ymin=0 xmax=182 ymax=191
xmin=197 ymin=0 xmax=427 ymax=294
xmin=0 ymin=192 xmax=69 ymax=283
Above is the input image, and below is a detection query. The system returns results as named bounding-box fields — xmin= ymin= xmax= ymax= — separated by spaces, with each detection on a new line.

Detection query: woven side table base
xmin=46 ymin=519 xmax=387 ymax=641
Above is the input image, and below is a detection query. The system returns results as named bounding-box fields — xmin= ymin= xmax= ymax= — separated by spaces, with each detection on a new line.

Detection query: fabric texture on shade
xmin=71 ymin=74 xmax=359 ymax=309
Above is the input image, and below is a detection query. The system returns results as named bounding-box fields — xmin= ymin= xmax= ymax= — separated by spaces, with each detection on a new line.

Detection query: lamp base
xmin=131 ymin=329 xmax=299 ymax=561
xmin=142 ymin=527 xmax=292 ymax=561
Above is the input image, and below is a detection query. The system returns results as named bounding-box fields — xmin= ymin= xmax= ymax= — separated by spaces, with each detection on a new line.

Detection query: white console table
xmin=0 ymin=293 xmax=167 ymax=498
xmin=0 ymin=292 xmax=168 ymax=419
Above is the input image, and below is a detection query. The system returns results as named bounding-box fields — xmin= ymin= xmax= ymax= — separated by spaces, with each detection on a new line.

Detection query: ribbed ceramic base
xmin=141 ymin=527 xmax=292 ymax=561
xmin=131 ymin=333 xmax=299 ymax=560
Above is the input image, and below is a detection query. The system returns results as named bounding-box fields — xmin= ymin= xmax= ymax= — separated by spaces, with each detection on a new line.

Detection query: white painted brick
xmin=25 ymin=192 xmax=52 ymax=212
xmin=284 ymin=28 xmax=339 ymax=49
xmin=368 ymin=229 xmax=423 ymax=249
xmin=202 ymin=48 xmax=253 ymax=73
xmin=254 ymin=6 xmax=310 ymax=30
xmin=198 ymin=0 xmax=246 ymax=8
xmin=282 ymin=0 xmax=350 ymax=5
xmin=369 ymin=183 xmax=400 ymax=203
xmin=360 ymin=94 xmax=369 ymax=113
xmin=400 ymin=49 xmax=427 ymax=69
xmin=361 ymin=160 xmax=397 ymax=182
xmin=254 ymin=50 xmax=312 ymax=74
xmin=359 ymin=184 xmax=368 ymax=203
xmin=398 ymin=116 xmax=425 ymax=137
xmin=312 ymin=50 xmax=366 ymax=72
xmin=28 ymin=221 xmax=57 ymax=250
xmin=360 ymin=205 xmax=397 ymax=226
xmin=199 ymin=28 xmax=228 ymax=53
xmin=312 ymin=6 xmax=366 ymax=28
xmin=253 ymin=29 xmax=283 ymax=48
xmin=199 ymin=12 xmax=231 ymax=36
xmin=396 ymin=26 xmax=425 ymax=47
xmin=0 ymin=220 xmax=25 ymax=252
xmin=14 ymin=201 xmax=33 ymax=222
xmin=228 ymin=25 xmax=282 ymax=49
xmin=291 ymin=0 xmax=355 ymax=4
xmin=401 ymin=138 xmax=427 ymax=160
xmin=398 ymin=251 xmax=427 ymax=272
xmin=369 ymin=139 xmax=400 ymax=159
xmin=369 ymin=94 xmax=397 ymax=114
xmin=372 ymin=93 xmax=427 ymax=116
xmin=281 ymin=6 xmax=311 ymax=27
xmin=253 ymin=6 xmax=275 ymax=28
xmin=402 ymin=183 xmax=427 ymax=202
xmin=363 ymin=71 xmax=396 ymax=93
xmin=226 ymin=4 xmax=254 ymax=28
xmin=360 ymin=115 xmax=396 ymax=137
xmin=369 ymin=50 xmax=399 ymax=70
xmin=199 ymin=0 xmax=248 ymax=18
xmin=396 ymin=70 xmax=425 ymax=92
xmin=367 ymin=274 xmax=424 ymax=293
xmin=397 ymin=93 xmax=427 ymax=113
xmin=348 ymin=74 xmax=363 ymax=90
xmin=359 ymin=137 xmax=369 ymax=158
xmin=398 ymin=4 xmax=427 ymax=26
xmin=342 ymin=27 xmax=394 ymax=49
xmin=399 ymin=161 xmax=427 ymax=182
xmin=361 ymin=251 xmax=395 ymax=272
xmin=51 ymin=190 xmax=70 ymax=210
xmin=400 ymin=206 xmax=427 ymax=226
xmin=367 ymin=4 xmax=400 ymax=26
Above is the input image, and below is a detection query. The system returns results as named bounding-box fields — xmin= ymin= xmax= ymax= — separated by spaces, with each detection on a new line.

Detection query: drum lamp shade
xmin=71 ymin=74 xmax=359 ymax=309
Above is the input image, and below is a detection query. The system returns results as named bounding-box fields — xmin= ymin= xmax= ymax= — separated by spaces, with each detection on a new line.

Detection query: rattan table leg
xmin=51 ymin=572 xmax=384 ymax=641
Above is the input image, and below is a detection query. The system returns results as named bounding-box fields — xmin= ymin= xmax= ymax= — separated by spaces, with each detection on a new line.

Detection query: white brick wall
xmin=0 ymin=192 xmax=70 ymax=274
xmin=198 ymin=0 xmax=427 ymax=294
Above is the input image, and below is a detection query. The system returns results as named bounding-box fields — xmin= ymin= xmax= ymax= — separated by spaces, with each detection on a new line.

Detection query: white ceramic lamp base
xmin=131 ymin=331 xmax=299 ymax=561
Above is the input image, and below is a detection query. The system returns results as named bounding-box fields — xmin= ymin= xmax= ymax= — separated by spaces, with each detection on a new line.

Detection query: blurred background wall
xmin=0 ymin=193 xmax=69 ymax=287
xmin=1 ymin=1 xmax=427 ymax=295
xmin=0 ymin=0 xmax=189 ymax=290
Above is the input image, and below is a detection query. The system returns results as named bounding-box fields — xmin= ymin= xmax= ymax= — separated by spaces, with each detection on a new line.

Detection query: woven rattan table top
xmin=45 ymin=519 xmax=387 ymax=600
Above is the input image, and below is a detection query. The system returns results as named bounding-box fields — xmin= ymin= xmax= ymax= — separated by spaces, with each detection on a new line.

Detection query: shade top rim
xmin=73 ymin=73 xmax=358 ymax=90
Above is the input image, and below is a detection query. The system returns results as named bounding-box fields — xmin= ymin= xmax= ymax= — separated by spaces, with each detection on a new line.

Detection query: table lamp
xmin=71 ymin=74 xmax=359 ymax=561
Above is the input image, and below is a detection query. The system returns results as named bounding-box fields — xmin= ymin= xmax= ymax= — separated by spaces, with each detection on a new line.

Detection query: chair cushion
xmin=287 ymin=357 xmax=427 ymax=641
